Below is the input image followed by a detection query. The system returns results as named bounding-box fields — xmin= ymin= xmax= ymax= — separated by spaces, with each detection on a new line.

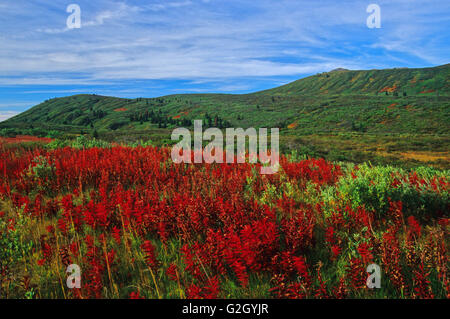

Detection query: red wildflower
xmin=129 ymin=291 xmax=144 ymax=299
xmin=407 ymin=216 xmax=421 ymax=238
xmin=141 ymin=240 xmax=159 ymax=270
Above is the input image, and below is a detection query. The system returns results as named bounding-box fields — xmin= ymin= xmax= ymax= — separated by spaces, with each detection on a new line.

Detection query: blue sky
xmin=0 ymin=0 xmax=449 ymax=121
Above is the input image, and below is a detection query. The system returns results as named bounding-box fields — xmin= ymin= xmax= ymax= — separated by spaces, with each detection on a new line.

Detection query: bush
xmin=71 ymin=136 xmax=111 ymax=149
xmin=335 ymin=163 xmax=449 ymax=220
xmin=46 ymin=136 xmax=111 ymax=149
xmin=109 ymin=121 xmax=128 ymax=130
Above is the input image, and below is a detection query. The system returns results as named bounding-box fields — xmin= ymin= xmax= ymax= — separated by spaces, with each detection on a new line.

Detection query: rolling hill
xmin=1 ymin=64 xmax=449 ymax=168
xmin=258 ymin=64 xmax=450 ymax=96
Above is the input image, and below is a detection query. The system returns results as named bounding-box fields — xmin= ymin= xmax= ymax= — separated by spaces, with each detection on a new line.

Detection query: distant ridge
xmin=329 ymin=68 xmax=349 ymax=72
xmin=1 ymin=64 xmax=449 ymax=136
xmin=257 ymin=63 xmax=449 ymax=96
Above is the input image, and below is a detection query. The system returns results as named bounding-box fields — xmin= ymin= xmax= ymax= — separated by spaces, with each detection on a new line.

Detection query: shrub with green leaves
xmin=46 ymin=136 xmax=111 ymax=149
xmin=335 ymin=163 xmax=449 ymax=220
xmin=0 ymin=211 xmax=34 ymax=297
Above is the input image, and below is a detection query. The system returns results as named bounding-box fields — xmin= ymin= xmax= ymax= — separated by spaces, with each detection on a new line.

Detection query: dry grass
xmin=400 ymin=151 xmax=450 ymax=162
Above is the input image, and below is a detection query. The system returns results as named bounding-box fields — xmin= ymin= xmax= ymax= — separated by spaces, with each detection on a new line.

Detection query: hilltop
xmin=1 ymin=64 xmax=449 ymax=168
xmin=2 ymin=64 xmax=449 ymax=133
xmin=257 ymin=64 xmax=449 ymax=96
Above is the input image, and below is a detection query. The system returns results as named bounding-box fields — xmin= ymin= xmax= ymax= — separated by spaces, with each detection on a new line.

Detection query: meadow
xmin=2 ymin=64 xmax=448 ymax=171
xmin=0 ymin=136 xmax=448 ymax=299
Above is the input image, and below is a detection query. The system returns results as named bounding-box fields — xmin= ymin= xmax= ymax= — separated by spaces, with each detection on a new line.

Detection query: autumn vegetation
xmin=0 ymin=138 xmax=448 ymax=299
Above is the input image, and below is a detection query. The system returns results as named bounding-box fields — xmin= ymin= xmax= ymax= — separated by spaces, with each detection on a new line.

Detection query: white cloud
xmin=0 ymin=102 xmax=39 ymax=109
xmin=0 ymin=0 xmax=448 ymax=86
xmin=145 ymin=1 xmax=193 ymax=12
xmin=0 ymin=111 xmax=20 ymax=122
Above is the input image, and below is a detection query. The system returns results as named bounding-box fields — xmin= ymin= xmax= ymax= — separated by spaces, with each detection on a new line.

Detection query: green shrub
xmin=335 ymin=163 xmax=449 ymax=220
xmin=46 ymin=136 xmax=111 ymax=149
xmin=71 ymin=135 xmax=111 ymax=149
xmin=128 ymin=139 xmax=155 ymax=148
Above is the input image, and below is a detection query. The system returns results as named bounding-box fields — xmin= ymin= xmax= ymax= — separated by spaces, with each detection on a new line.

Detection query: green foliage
xmin=71 ymin=135 xmax=111 ymax=149
xmin=127 ymin=139 xmax=155 ymax=148
xmin=46 ymin=136 xmax=111 ymax=149
xmin=0 ymin=128 xmax=18 ymax=137
xmin=334 ymin=163 xmax=449 ymax=219
xmin=0 ymin=212 xmax=33 ymax=264
xmin=109 ymin=121 xmax=128 ymax=131
xmin=45 ymin=130 xmax=62 ymax=138
xmin=45 ymin=139 xmax=70 ymax=149
xmin=0 ymin=210 xmax=34 ymax=297
xmin=29 ymin=156 xmax=55 ymax=180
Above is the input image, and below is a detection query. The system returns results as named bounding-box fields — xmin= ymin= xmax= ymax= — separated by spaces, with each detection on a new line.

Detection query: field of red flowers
xmin=0 ymin=142 xmax=448 ymax=299
xmin=0 ymin=135 xmax=53 ymax=144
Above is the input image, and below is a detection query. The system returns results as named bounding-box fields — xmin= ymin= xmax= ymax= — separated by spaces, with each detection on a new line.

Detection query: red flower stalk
xmin=413 ymin=263 xmax=434 ymax=299
xmin=357 ymin=242 xmax=373 ymax=264
xmin=141 ymin=240 xmax=159 ymax=270
xmin=166 ymin=263 xmax=178 ymax=281
xmin=186 ymin=276 xmax=220 ymax=299
xmin=346 ymin=258 xmax=366 ymax=290
xmin=129 ymin=290 xmax=144 ymax=299
xmin=407 ymin=216 xmax=421 ymax=238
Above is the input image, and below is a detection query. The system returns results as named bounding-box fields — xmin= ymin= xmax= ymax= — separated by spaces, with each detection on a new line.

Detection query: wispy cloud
xmin=2 ymin=1 xmax=449 ymax=80
xmin=145 ymin=1 xmax=193 ymax=12
xmin=0 ymin=111 xmax=20 ymax=122
xmin=0 ymin=0 xmax=448 ymax=112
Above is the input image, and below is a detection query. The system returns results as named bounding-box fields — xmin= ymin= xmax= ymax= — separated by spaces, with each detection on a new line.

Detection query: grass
xmin=0 ymin=142 xmax=448 ymax=299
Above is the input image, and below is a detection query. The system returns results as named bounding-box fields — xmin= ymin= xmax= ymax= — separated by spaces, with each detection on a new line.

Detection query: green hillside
xmin=258 ymin=64 xmax=450 ymax=96
xmin=1 ymin=64 xmax=449 ymax=168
